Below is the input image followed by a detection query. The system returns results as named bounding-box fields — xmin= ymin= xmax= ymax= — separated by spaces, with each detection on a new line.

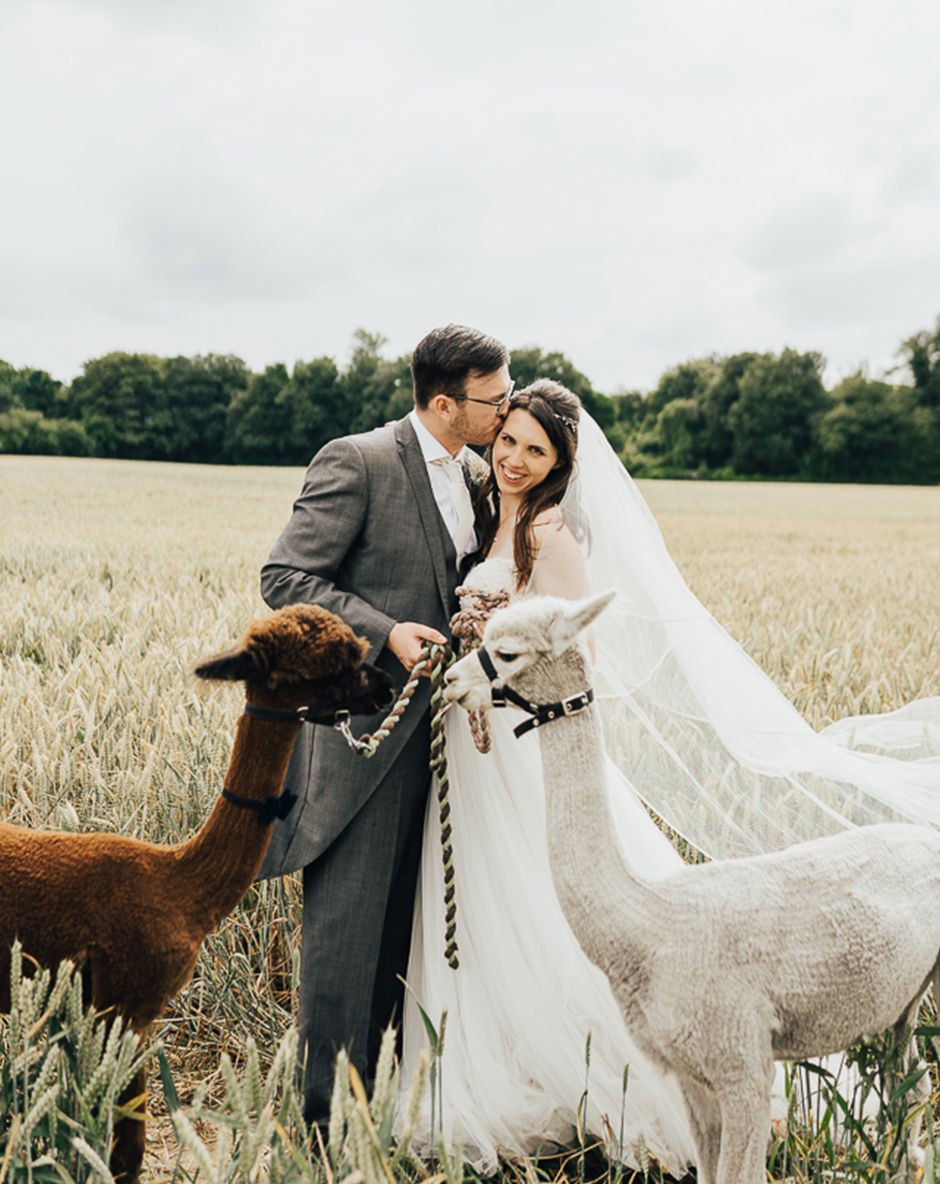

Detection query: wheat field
xmin=2 ymin=454 xmax=940 ymax=1171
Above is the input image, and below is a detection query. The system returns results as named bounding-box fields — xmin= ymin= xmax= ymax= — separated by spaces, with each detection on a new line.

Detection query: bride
xmin=399 ymin=379 xmax=940 ymax=1173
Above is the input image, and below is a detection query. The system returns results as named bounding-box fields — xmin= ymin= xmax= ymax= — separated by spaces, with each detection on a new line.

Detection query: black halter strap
xmin=221 ymin=787 xmax=298 ymax=823
xmin=476 ymin=646 xmax=500 ymax=681
xmin=476 ymin=646 xmax=595 ymax=738
xmin=222 ymin=705 xmax=306 ymax=820
xmin=244 ymin=703 xmax=312 ymax=723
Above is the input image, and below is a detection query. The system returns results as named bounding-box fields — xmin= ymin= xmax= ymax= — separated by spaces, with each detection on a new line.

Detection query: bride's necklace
xmin=490 ymin=511 xmax=518 ymax=557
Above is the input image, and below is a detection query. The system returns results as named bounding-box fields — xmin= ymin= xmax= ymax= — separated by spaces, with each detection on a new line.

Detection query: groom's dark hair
xmin=411 ymin=324 xmax=509 ymax=408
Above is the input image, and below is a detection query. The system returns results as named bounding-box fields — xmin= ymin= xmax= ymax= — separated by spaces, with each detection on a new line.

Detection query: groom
xmin=258 ymin=324 xmax=512 ymax=1123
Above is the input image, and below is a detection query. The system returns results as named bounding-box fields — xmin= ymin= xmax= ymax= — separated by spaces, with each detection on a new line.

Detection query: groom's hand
xmin=388 ymin=622 xmax=448 ymax=675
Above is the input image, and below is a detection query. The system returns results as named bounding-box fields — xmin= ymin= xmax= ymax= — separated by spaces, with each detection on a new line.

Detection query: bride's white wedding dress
xmin=402 ymin=555 xmax=698 ymax=1173
xmin=399 ymin=413 xmax=940 ymax=1172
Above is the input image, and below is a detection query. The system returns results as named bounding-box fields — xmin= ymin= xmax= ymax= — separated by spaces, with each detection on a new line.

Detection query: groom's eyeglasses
xmin=452 ymin=380 xmax=515 ymax=408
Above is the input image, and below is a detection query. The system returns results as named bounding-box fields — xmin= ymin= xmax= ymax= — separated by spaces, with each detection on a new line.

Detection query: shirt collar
xmin=409 ymin=408 xmax=467 ymax=466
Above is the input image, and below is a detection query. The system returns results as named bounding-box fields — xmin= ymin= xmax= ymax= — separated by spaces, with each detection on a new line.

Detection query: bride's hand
xmin=388 ymin=621 xmax=448 ymax=675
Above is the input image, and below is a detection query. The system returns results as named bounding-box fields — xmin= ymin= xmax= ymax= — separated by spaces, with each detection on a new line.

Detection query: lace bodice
xmin=459 ymin=518 xmax=589 ymax=611
xmin=458 ymin=556 xmax=515 ymax=609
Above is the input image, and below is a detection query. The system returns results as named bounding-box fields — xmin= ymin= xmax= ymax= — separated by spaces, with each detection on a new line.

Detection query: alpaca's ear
xmin=194 ymin=645 xmax=268 ymax=682
xmin=549 ymin=590 xmax=617 ymax=654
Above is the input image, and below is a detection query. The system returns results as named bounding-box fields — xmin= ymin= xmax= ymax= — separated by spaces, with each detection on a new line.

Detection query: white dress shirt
xmin=408 ymin=409 xmax=477 ymax=558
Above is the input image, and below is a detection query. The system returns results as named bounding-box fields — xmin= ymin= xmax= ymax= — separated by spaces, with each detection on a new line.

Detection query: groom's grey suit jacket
xmin=257 ymin=415 xmax=474 ymax=877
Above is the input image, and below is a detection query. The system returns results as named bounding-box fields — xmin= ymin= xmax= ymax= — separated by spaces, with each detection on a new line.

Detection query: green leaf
xmin=398 ymin=974 xmax=440 ymax=1052
xmin=157 ymin=1047 xmax=181 ymax=1113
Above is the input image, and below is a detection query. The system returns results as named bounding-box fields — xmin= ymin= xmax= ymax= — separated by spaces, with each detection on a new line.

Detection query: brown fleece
xmin=0 ymin=604 xmax=369 ymax=1182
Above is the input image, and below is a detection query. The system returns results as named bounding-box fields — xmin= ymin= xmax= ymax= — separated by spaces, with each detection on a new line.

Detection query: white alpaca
xmin=444 ymin=591 xmax=940 ymax=1184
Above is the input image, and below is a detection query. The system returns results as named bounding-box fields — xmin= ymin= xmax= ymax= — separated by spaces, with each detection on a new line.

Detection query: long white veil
xmin=565 ymin=412 xmax=940 ymax=860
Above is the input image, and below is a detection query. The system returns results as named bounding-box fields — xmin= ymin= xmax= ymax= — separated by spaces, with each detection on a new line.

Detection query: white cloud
xmin=2 ymin=0 xmax=939 ymax=390
xmin=745 ymin=196 xmax=863 ymax=271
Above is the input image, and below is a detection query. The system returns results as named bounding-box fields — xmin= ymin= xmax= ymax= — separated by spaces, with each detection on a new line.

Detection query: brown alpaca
xmin=0 ymin=604 xmax=393 ymax=1182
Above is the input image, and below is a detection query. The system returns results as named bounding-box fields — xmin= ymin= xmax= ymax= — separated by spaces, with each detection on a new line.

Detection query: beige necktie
xmin=432 ymin=455 xmax=475 ymax=556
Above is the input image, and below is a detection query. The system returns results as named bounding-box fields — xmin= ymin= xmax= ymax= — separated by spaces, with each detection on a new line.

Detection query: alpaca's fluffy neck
xmin=174 ymin=713 xmax=301 ymax=930
xmin=531 ymin=654 xmax=662 ymax=973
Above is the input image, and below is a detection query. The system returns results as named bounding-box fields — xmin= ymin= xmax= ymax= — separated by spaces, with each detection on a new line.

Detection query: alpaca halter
xmin=475 ymin=645 xmax=595 ymax=738
xmin=221 ymin=786 xmax=298 ymax=822
xmin=244 ymin=702 xmax=333 ymax=724
xmin=223 ymin=704 xmax=318 ymax=823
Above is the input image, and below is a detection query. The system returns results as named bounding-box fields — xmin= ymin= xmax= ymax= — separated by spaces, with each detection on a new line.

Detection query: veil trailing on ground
xmin=562 ymin=412 xmax=940 ymax=860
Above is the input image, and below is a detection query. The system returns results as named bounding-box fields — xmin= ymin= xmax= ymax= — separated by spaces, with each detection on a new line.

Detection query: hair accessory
xmin=507 ymin=388 xmax=577 ymax=433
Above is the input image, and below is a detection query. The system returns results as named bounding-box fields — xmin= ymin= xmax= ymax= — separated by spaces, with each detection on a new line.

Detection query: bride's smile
xmin=493 ymin=408 xmax=559 ymax=502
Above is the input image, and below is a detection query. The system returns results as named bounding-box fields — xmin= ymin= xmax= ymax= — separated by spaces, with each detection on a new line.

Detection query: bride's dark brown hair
xmin=465 ymin=378 xmax=581 ymax=591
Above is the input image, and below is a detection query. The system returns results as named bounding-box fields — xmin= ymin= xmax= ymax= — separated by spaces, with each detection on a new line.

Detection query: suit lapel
xmin=395 ymin=417 xmax=455 ymax=615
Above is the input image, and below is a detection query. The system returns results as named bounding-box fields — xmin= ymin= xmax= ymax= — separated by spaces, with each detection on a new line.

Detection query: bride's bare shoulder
xmin=533 ymin=506 xmax=563 ymax=530
xmin=533 ymin=506 xmax=573 ymax=544
xmin=529 ymin=509 xmax=587 ymax=597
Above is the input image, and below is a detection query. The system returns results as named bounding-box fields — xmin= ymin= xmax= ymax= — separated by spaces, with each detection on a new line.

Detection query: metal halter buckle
xmin=333 ymin=709 xmax=355 ymax=745
xmin=333 ymin=709 xmax=374 ymax=755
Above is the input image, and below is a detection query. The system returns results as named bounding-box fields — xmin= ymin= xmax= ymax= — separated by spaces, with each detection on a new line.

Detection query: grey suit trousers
xmin=298 ymin=712 xmax=431 ymax=1119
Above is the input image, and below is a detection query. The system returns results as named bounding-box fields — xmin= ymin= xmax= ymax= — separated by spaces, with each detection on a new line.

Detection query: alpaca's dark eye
xmin=496 ymin=650 xmax=519 ymax=663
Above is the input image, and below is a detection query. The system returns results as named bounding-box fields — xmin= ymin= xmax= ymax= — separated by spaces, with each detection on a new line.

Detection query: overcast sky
xmin=3 ymin=0 xmax=938 ymax=393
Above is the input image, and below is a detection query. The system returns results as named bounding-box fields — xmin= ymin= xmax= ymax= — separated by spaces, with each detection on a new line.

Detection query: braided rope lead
xmin=451 ymin=586 xmax=510 ymax=755
xmin=333 ymin=664 xmax=427 ymax=756
xmin=335 ymin=641 xmax=459 ymax=969
xmin=427 ymin=642 xmax=459 ymax=969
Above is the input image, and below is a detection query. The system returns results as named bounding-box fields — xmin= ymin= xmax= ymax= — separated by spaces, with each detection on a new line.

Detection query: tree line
xmin=2 ymin=320 xmax=938 ymax=483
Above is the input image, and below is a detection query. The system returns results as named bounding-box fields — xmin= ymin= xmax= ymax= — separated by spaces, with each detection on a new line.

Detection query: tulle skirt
xmin=400 ymin=704 xmax=698 ymax=1174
